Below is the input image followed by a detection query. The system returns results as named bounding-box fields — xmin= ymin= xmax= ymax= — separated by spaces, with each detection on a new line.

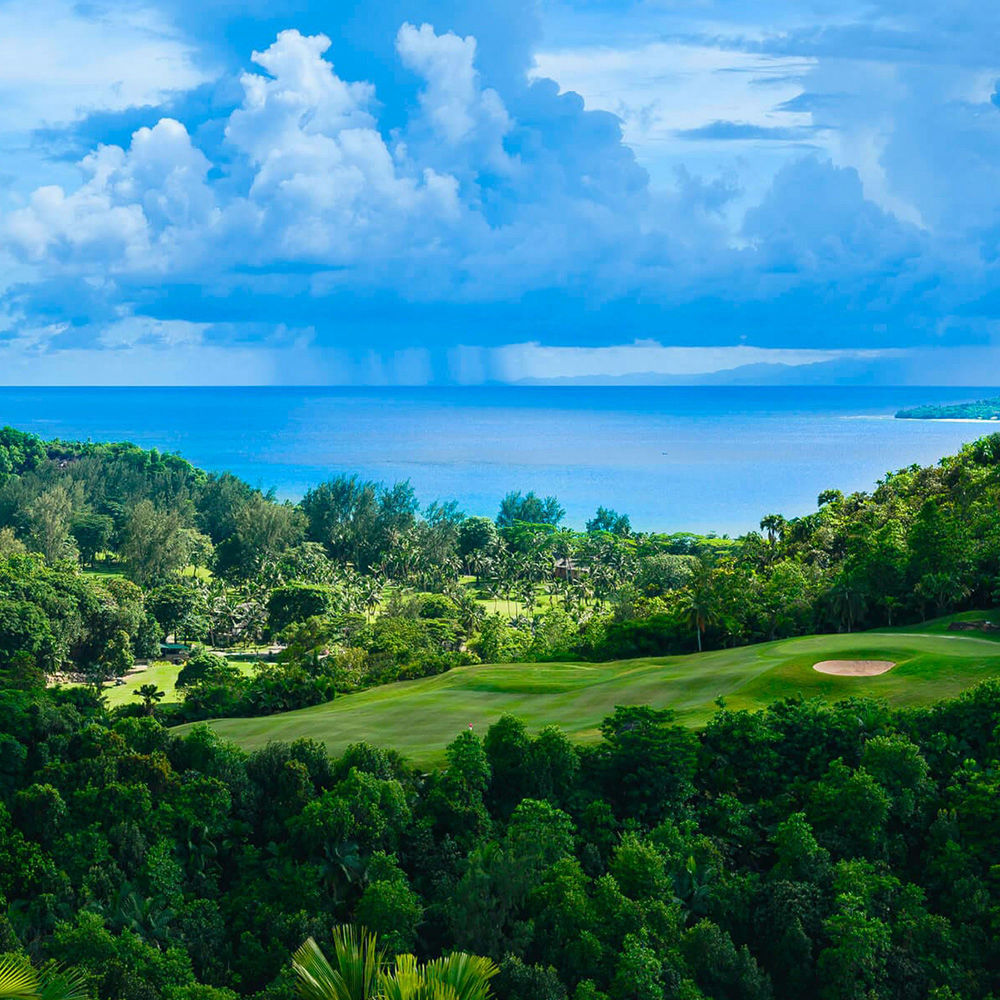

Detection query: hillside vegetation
xmin=6 ymin=424 xmax=1000 ymax=729
xmin=7 ymin=429 xmax=1000 ymax=998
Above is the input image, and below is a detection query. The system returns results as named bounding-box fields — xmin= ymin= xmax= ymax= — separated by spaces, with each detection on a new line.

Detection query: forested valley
xmin=4 ymin=426 xmax=1000 ymax=999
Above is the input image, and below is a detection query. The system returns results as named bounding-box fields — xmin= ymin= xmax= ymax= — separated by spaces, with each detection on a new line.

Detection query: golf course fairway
xmin=176 ymin=628 xmax=1000 ymax=765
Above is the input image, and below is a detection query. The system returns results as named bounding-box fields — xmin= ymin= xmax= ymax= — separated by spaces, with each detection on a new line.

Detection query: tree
xmin=610 ymin=933 xmax=663 ymax=1000
xmin=268 ymin=584 xmax=338 ymax=634
xmin=458 ymin=517 xmax=498 ymax=564
xmin=825 ymin=571 xmax=867 ymax=633
xmin=214 ymin=495 xmax=304 ymax=581
xmin=915 ymin=572 xmax=969 ymax=620
xmin=586 ymin=507 xmax=631 ymax=536
xmin=758 ymin=561 xmax=814 ymax=640
xmin=0 ymin=600 xmax=55 ymax=672
xmin=636 ymin=552 xmax=696 ymax=596
xmin=70 ymin=513 xmax=114 ymax=566
xmin=0 ymin=426 xmax=46 ymax=476
xmin=679 ymin=561 xmax=716 ymax=652
xmin=26 ymin=485 xmax=78 ymax=563
xmin=597 ymin=706 xmax=697 ymax=825
xmin=196 ymin=471 xmax=258 ymax=542
xmin=148 ymin=585 xmax=204 ymax=639
xmin=908 ymin=498 xmax=963 ymax=582
xmin=818 ymin=893 xmax=889 ymax=1000
xmin=497 ymin=491 xmax=565 ymax=528
xmin=301 ymin=477 xmax=417 ymax=572
xmin=120 ymin=501 xmax=191 ymax=587
xmin=176 ymin=648 xmax=238 ymax=688
xmin=759 ymin=514 xmax=787 ymax=546
xmin=353 ymin=856 xmax=423 ymax=955
xmin=0 ymin=527 xmax=26 ymax=557
xmin=134 ymin=684 xmax=165 ymax=716
xmin=181 ymin=528 xmax=214 ymax=578
xmin=87 ymin=629 xmax=134 ymax=689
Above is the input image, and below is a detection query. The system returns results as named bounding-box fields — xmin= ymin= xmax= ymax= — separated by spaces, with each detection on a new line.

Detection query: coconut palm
xmin=680 ymin=562 xmax=716 ymax=653
xmin=0 ymin=957 xmax=88 ymax=1000
xmin=134 ymin=684 xmax=165 ymax=716
xmin=292 ymin=928 xmax=497 ymax=1000
xmin=759 ymin=513 xmax=787 ymax=546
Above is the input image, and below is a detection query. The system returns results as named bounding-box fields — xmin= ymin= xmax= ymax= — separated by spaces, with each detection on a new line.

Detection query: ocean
xmin=0 ymin=385 xmax=995 ymax=534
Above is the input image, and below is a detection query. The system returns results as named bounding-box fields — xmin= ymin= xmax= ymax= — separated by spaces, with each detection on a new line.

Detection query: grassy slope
xmin=178 ymin=624 xmax=1000 ymax=765
xmin=104 ymin=659 xmax=256 ymax=708
xmin=872 ymin=608 xmax=1000 ymax=640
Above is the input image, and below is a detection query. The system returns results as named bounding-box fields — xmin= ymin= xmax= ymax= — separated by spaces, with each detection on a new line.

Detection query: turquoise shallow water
xmin=0 ymin=385 xmax=995 ymax=533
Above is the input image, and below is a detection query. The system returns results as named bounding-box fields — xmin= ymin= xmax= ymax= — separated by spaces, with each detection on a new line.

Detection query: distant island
xmin=896 ymin=396 xmax=1000 ymax=420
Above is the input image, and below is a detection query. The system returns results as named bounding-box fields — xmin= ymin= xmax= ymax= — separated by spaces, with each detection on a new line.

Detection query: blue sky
xmin=0 ymin=0 xmax=998 ymax=384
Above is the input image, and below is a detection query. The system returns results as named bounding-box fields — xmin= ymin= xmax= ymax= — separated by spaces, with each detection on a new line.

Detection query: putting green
xmin=176 ymin=627 xmax=1000 ymax=766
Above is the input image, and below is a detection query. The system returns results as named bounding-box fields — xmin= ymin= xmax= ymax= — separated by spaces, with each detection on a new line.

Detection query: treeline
xmin=896 ymin=398 xmax=1000 ymax=420
xmin=3 ymin=677 xmax=1000 ymax=999
xmin=4 ymin=426 xmax=1000 ymax=717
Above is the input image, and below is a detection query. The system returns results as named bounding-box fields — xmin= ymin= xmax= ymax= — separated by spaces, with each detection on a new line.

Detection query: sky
xmin=0 ymin=0 xmax=998 ymax=385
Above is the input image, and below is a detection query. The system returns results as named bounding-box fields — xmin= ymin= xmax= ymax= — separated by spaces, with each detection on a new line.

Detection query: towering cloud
xmin=0 ymin=0 xmax=998 ymax=383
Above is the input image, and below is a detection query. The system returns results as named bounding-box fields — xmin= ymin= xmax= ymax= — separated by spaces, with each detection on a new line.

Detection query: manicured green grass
xmin=82 ymin=563 xmax=125 ymax=580
xmin=177 ymin=627 xmax=1000 ymax=766
xmin=102 ymin=658 xmax=256 ymax=707
xmin=872 ymin=608 xmax=1000 ymax=641
xmin=82 ymin=562 xmax=211 ymax=583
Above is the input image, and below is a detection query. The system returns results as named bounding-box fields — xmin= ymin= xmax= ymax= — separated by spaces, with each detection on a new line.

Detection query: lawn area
xmin=102 ymin=658 xmax=257 ymax=708
xmin=457 ymin=575 xmax=585 ymax=618
xmin=83 ymin=561 xmax=211 ymax=583
xmin=176 ymin=626 xmax=1000 ymax=766
xmin=82 ymin=562 xmax=125 ymax=580
xmin=872 ymin=608 xmax=1000 ymax=640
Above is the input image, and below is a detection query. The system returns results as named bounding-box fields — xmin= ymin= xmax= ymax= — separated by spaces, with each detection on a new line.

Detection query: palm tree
xmin=134 ymin=684 xmax=165 ymax=716
xmin=759 ymin=514 xmax=787 ymax=546
xmin=680 ymin=563 xmax=715 ymax=653
xmin=468 ymin=549 xmax=491 ymax=587
xmin=292 ymin=927 xmax=497 ymax=1000
xmin=360 ymin=576 xmax=384 ymax=624
xmin=0 ymin=957 xmax=89 ymax=1000
xmin=827 ymin=573 xmax=867 ymax=632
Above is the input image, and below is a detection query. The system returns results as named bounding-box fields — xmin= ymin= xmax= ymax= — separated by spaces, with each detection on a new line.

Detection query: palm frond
xmin=421 ymin=953 xmax=497 ymax=1000
xmin=293 ymin=938 xmax=352 ymax=1000
xmin=292 ymin=928 xmax=384 ymax=1000
xmin=36 ymin=965 xmax=90 ymax=1000
xmin=0 ymin=957 xmax=40 ymax=1000
xmin=378 ymin=955 xmax=423 ymax=1000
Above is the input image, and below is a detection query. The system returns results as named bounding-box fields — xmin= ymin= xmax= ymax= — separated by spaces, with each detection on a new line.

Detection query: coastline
xmin=2 ymin=384 xmax=996 ymax=534
xmin=895 ymin=417 xmax=1000 ymax=423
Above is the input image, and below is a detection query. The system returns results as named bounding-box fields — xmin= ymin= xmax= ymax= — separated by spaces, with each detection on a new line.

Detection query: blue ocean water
xmin=0 ymin=386 xmax=995 ymax=533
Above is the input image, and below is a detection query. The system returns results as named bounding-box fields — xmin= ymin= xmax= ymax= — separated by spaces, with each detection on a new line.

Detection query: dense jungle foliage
xmin=2 ymin=425 xmax=1000 ymax=721
xmin=4 ymin=680 xmax=1000 ymax=999
xmin=5 ymin=427 xmax=1000 ymax=998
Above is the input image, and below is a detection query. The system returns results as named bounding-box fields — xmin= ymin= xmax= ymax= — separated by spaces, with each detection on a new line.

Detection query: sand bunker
xmin=813 ymin=659 xmax=895 ymax=676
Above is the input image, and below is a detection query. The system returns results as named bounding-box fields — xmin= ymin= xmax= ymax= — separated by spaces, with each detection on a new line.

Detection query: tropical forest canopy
xmin=3 ymin=427 xmax=1000 ymax=998
xmin=2 ymin=423 xmax=1000 ymax=719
